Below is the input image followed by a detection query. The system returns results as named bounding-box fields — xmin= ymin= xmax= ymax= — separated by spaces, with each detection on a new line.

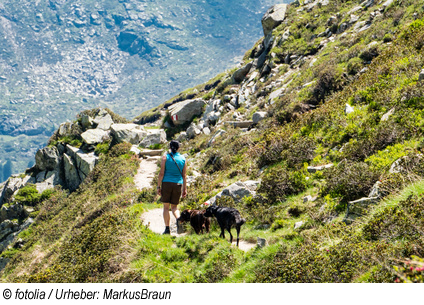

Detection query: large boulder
xmin=34 ymin=171 xmax=61 ymax=193
xmin=81 ymin=129 xmax=110 ymax=145
xmin=186 ymin=123 xmax=202 ymax=139
xmin=168 ymin=98 xmax=206 ymax=126
xmin=139 ymin=130 xmax=167 ymax=148
xmin=232 ymin=63 xmax=253 ymax=83
xmin=110 ymin=123 xmax=147 ymax=144
xmin=0 ymin=176 xmax=32 ymax=206
xmin=93 ymin=109 xmax=114 ymax=130
xmin=66 ymin=145 xmax=99 ymax=179
xmin=35 ymin=146 xmax=60 ymax=171
xmin=252 ymin=112 xmax=267 ymax=124
xmin=80 ymin=114 xmax=94 ymax=129
xmin=63 ymin=154 xmax=81 ymax=192
xmin=0 ymin=203 xmax=24 ymax=223
xmin=261 ymin=4 xmax=288 ymax=37
xmin=0 ymin=220 xmax=19 ymax=241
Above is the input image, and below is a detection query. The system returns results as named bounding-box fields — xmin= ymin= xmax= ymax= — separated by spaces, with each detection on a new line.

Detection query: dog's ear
xmin=187 ymin=209 xmax=192 ymax=213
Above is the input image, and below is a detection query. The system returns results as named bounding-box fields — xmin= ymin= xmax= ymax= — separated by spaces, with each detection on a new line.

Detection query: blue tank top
xmin=163 ymin=152 xmax=186 ymax=184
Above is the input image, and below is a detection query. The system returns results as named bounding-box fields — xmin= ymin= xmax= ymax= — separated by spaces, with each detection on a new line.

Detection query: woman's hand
xmin=157 ymin=187 xmax=161 ymax=196
xmin=182 ymin=188 xmax=187 ymax=198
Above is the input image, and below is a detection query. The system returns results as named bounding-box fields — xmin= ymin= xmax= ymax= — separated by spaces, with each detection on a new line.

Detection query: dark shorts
xmin=161 ymin=182 xmax=182 ymax=205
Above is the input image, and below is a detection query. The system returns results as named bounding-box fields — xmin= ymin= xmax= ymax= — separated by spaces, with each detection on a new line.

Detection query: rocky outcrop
xmin=0 ymin=176 xmax=32 ymax=206
xmin=139 ymin=129 xmax=167 ymax=148
xmin=110 ymin=124 xmax=147 ymax=144
xmin=93 ymin=110 xmax=114 ymax=130
xmin=252 ymin=112 xmax=267 ymax=124
xmin=232 ymin=63 xmax=253 ymax=83
xmin=35 ymin=147 xmax=60 ymax=171
xmin=66 ymin=146 xmax=99 ymax=180
xmin=261 ymin=4 xmax=288 ymax=37
xmin=206 ymin=181 xmax=259 ymax=205
xmin=168 ymin=99 xmax=206 ymax=125
xmin=81 ymin=129 xmax=110 ymax=145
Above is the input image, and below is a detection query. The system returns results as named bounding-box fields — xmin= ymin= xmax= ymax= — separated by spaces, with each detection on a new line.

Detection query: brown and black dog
xmin=178 ymin=209 xmax=210 ymax=234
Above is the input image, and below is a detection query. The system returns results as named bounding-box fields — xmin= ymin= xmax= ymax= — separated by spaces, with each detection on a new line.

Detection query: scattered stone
xmin=294 ymin=221 xmax=304 ymax=229
xmin=345 ymin=104 xmax=355 ymax=114
xmin=368 ymin=181 xmax=382 ymax=198
xmin=0 ymin=203 xmax=24 ymax=223
xmin=268 ymin=87 xmax=285 ymax=104
xmin=225 ymin=121 xmax=253 ymax=128
xmin=252 ymin=112 xmax=267 ymax=124
xmin=203 ymin=127 xmax=211 ymax=135
xmin=139 ymin=149 xmax=164 ymax=157
xmin=345 ymin=196 xmax=378 ymax=222
xmin=208 ymin=130 xmax=226 ymax=147
xmin=307 ymin=164 xmax=334 ymax=173
xmin=232 ymin=63 xmax=253 ymax=83
xmin=419 ymin=69 xmax=424 ymax=82
xmin=257 ymin=237 xmax=267 ymax=248
xmin=303 ymin=195 xmax=313 ymax=203
xmin=130 ymin=145 xmax=141 ymax=156
xmin=186 ymin=123 xmax=202 ymax=139
xmin=381 ymin=108 xmax=395 ymax=121
xmin=243 ymin=180 xmax=261 ymax=192
xmin=176 ymin=132 xmax=188 ymax=142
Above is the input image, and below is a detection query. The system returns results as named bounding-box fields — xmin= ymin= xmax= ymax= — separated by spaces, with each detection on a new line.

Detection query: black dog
xmin=178 ymin=209 xmax=210 ymax=234
xmin=204 ymin=205 xmax=245 ymax=247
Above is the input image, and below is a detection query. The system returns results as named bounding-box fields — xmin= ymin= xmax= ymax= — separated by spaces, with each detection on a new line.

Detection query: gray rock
xmin=243 ymin=180 xmax=261 ymax=192
xmin=186 ymin=123 xmax=202 ymax=139
xmin=368 ymin=181 xmax=382 ymax=198
xmin=307 ymin=164 xmax=334 ymax=173
xmin=0 ymin=203 xmax=24 ymax=223
xmin=294 ymin=221 xmax=304 ymax=229
xmin=63 ymin=153 xmax=81 ymax=192
xmin=221 ymin=181 xmax=254 ymax=203
xmin=232 ymin=63 xmax=253 ymax=83
xmin=419 ymin=69 xmax=424 ymax=82
xmin=345 ymin=104 xmax=355 ymax=114
xmin=303 ymin=195 xmax=313 ymax=203
xmin=139 ymin=149 xmax=164 ymax=157
xmin=81 ymin=129 xmax=110 ymax=145
xmin=168 ymin=98 xmax=206 ymax=126
xmin=0 ymin=220 xmax=19 ymax=241
xmin=35 ymin=146 xmax=60 ymax=171
xmin=176 ymin=132 xmax=188 ymax=142
xmin=0 ymin=176 xmax=32 ymax=206
xmin=139 ymin=130 xmax=167 ymax=148
xmin=268 ymin=88 xmax=285 ymax=104
xmin=110 ymin=123 xmax=147 ymax=144
xmin=225 ymin=121 xmax=253 ymax=128
xmin=93 ymin=110 xmax=114 ymax=130
xmin=0 ymin=257 xmax=10 ymax=271
xmin=35 ymin=171 xmax=60 ymax=193
xmin=203 ymin=127 xmax=211 ymax=135
xmin=58 ymin=122 xmax=75 ymax=138
xmin=130 ymin=145 xmax=141 ymax=156
xmin=65 ymin=145 xmax=99 ymax=179
xmin=252 ymin=112 xmax=267 ymax=124
xmin=257 ymin=237 xmax=267 ymax=248
xmin=381 ymin=108 xmax=395 ymax=122
xmin=345 ymin=197 xmax=378 ymax=222
xmin=261 ymin=4 xmax=288 ymax=37
xmin=382 ymin=0 xmax=394 ymax=9
xmin=81 ymin=114 xmax=94 ymax=129
xmin=208 ymin=129 xmax=226 ymax=147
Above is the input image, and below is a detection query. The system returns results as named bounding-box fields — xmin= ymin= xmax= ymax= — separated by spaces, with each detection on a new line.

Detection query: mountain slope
xmin=2 ymin=0 xmax=424 ymax=283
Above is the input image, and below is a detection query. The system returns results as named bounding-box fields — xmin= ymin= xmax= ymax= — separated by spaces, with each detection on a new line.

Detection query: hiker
xmin=157 ymin=140 xmax=187 ymax=234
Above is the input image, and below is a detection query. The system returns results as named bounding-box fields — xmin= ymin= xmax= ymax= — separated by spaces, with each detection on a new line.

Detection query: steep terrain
xmin=0 ymin=0 xmax=285 ymax=181
xmin=1 ymin=0 xmax=424 ymax=283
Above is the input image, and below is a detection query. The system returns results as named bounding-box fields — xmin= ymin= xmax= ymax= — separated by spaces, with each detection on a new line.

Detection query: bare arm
xmin=182 ymin=161 xmax=187 ymax=198
xmin=157 ymin=155 xmax=166 ymax=195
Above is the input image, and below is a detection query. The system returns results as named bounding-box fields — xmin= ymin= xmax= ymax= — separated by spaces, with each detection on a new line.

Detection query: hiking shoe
xmin=163 ymin=227 xmax=170 ymax=235
xmin=176 ymin=219 xmax=184 ymax=234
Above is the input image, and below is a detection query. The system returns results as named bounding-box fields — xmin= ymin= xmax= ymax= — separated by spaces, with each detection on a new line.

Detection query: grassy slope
xmin=2 ymin=0 xmax=424 ymax=282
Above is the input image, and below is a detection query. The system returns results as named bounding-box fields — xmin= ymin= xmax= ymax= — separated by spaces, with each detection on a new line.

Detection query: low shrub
xmin=321 ymin=161 xmax=380 ymax=203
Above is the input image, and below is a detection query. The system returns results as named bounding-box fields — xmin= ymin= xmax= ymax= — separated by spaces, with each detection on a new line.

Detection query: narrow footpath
xmin=134 ymin=153 xmax=256 ymax=251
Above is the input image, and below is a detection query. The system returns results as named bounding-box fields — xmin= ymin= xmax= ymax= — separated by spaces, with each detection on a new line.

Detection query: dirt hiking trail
xmin=134 ymin=156 xmax=256 ymax=251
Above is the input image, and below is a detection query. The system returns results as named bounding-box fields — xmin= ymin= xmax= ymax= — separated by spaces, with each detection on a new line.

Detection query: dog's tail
xmin=236 ymin=216 xmax=246 ymax=226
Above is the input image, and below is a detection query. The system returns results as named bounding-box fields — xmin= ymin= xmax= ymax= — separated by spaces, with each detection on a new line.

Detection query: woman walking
xmin=157 ymin=140 xmax=187 ymax=234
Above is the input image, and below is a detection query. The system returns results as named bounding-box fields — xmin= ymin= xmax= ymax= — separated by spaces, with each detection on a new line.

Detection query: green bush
xmin=108 ymin=142 xmax=132 ymax=157
xmin=258 ymin=166 xmax=308 ymax=202
xmin=321 ymin=161 xmax=380 ymax=203
xmin=14 ymin=185 xmax=41 ymax=206
xmin=95 ymin=142 xmax=110 ymax=155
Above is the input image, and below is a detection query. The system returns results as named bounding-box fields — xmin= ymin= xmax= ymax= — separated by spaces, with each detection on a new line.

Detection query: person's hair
xmin=170 ymin=140 xmax=180 ymax=154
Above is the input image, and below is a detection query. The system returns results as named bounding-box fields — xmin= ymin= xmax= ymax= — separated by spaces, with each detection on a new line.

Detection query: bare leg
xmin=171 ymin=204 xmax=180 ymax=220
xmin=163 ymin=202 xmax=170 ymax=226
